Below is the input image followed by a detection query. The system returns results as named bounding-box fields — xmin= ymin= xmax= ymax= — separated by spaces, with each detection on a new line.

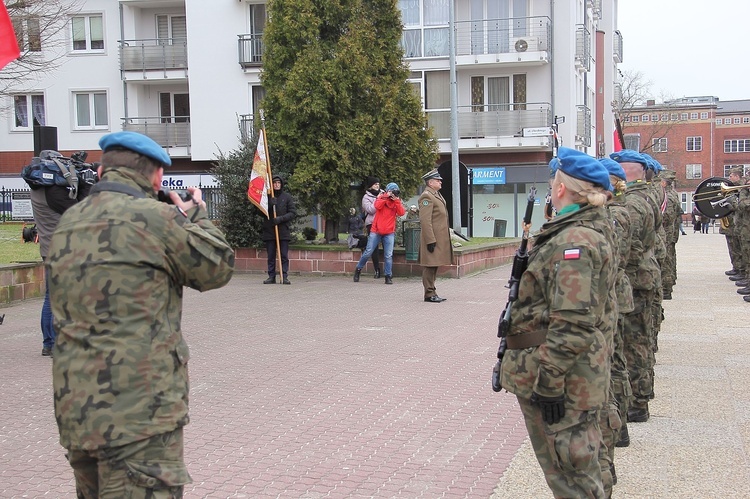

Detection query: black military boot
xmin=263 ymin=275 xmax=276 ymax=284
xmin=730 ymin=274 xmax=747 ymax=282
xmin=738 ymin=286 xmax=750 ymax=296
xmin=662 ymin=290 xmax=672 ymax=300
xmin=726 ymin=268 xmax=740 ymax=276
xmin=627 ymin=403 xmax=649 ymax=423
xmin=353 ymin=268 xmax=361 ymax=282
xmin=744 ymin=295 xmax=750 ymax=303
xmin=616 ymin=423 xmax=630 ymax=447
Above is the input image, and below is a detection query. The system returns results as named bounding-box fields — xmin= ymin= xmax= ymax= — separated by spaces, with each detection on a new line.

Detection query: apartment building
xmin=621 ymin=96 xmax=750 ymax=214
xmin=1 ymin=0 xmax=623 ymax=236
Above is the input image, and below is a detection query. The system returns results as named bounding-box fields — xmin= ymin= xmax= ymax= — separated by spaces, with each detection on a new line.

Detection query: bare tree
xmin=0 ymin=0 xmax=82 ymax=97
xmin=615 ymin=69 xmax=685 ymax=154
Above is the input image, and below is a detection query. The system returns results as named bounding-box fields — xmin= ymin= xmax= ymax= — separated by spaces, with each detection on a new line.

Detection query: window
xmin=686 ymin=136 xmax=702 ymax=151
xmin=744 ymin=117 xmax=750 ymax=124
xmin=71 ymin=14 xmax=104 ymax=52
xmin=700 ymin=112 xmax=708 ymax=119
xmin=399 ymin=0 xmax=449 ymax=58
xmin=681 ymin=113 xmax=688 ymax=120
xmin=623 ymin=116 xmax=631 ymax=122
xmin=652 ymin=137 xmax=667 ymax=152
xmin=686 ymin=164 xmax=702 ymax=179
xmin=624 ymin=133 xmax=641 ymax=151
xmin=12 ymin=94 xmax=45 ymax=130
xmin=642 ymin=114 xmax=649 ymax=122
xmin=716 ymin=119 xmax=723 ymax=125
xmin=661 ymin=114 xmax=669 ymax=121
xmin=735 ymin=117 xmax=741 ymax=124
xmin=651 ymin=114 xmax=659 ymax=122
xmin=671 ymin=113 xmax=678 ymax=120
xmin=724 ymin=164 xmax=750 ymax=177
xmin=12 ymin=15 xmax=41 ymax=52
xmin=631 ymin=115 xmax=640 ymax=122
xmin=724 ymin=139 xmax=750 ymax=153
xmin=725 ymin=118 xmax=732 ymax=124
xmin=73 ymin=91 xmax=108 ymax=129
xmin=690 ymin=112 xmax=698 ymax=119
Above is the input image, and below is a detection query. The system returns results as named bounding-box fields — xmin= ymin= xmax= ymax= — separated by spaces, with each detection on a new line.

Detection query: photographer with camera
xmin=353 ymin=182 xmax=405 ymax=285
xmin=22 ymin=150 xmax=98 ymax=357
xmin=46 ymin=131 xmax=234 ymax=496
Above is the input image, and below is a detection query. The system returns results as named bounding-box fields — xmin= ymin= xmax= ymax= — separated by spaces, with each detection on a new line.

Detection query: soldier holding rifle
xmin=496 ymin=147 xmax=616 ymax=498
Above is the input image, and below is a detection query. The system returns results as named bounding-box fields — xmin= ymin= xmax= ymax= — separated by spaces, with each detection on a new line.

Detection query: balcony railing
xmin=613 ymin=30 xmax=623 ymax=63
xmin=121 ymin=117 xmax=191 ymax=148
xmin=425 ymin=102 xmax=552 ymax=140
xmin=238 ymin=33 xmax=263 ymax=67
xmin=613 ymin=82 xmax=623 ymax=108
xmin=239 ymin=114 xmax=257 ymax=142
xmin=575 ymin=25 xmax=591 ymax=71
xmin=120 ymin=38 xmax=187 ymax=72
xmin=592 ymin=0 xmax=602 ymax=20
xmin=403 ymin=17 xmax=551 ymax=59
xmin=576 ymin=105 xmax=592 ymax=146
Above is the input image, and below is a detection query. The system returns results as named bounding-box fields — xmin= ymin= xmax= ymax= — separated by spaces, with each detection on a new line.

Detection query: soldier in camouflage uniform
xmin=500 ymin=148 xmax=616 ymax=499
xmin=641 ymin=155 xmax=666 ymax=354
xmin=660 ymin=170 xmax=681 ymax=299
xmin=611 ymin=150 xmax=659 ymax=424
xmin=598 ymin=158 xmax=635 ymax=493
xmin=736 ymin=173 xmax=750 ymax=301
xmin=723 ymin=169 xmax=743 ymax=278
xmin=47 ymin=131 xmax=235 ymax=498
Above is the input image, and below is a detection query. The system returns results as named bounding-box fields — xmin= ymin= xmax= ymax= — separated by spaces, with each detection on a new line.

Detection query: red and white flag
xmin=0 ymin=0 xmax=20 ymax=71
xmin=247 ymin=129 xmax=271 ymax=218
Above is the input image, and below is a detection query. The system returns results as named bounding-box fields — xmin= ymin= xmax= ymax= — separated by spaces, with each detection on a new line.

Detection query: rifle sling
xmin=505 ymin=330 xmax=546 ymax=350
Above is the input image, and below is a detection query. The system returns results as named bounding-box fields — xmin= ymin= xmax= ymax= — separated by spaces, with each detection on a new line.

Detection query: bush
xmin=302 ymin=227 xmax=318 ymax=241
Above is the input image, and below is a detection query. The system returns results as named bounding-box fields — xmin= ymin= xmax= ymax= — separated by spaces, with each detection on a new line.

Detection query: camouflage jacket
xmin=646 ymin=182 xmax=667 ymax=263
xmin=48 ymin=169 xmax=235 ymax=451
xmin=663 ymin=187 xmax=681 ymax=244
xmin=607 ymin=194 xmax=634 ymax=315
xmin=499 ymin=204 xmax=617 ymax=410
xmin=624 ymin=182 xmax=659 ymax=290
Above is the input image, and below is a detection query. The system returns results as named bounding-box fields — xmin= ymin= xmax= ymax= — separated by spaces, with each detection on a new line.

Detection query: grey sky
xmin=617 ymin=0 xmax=750 ymax=102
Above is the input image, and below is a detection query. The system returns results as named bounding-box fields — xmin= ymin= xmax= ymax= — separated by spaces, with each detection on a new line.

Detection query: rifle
xmin=492 ymin=186 xmax=537 ymax=392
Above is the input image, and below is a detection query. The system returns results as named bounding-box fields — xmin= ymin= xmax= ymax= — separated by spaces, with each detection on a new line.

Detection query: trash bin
xmin=493 ymin=219 xmax=507 ymax=237
xmin=403 ymin=220 xmax=421 ymax=261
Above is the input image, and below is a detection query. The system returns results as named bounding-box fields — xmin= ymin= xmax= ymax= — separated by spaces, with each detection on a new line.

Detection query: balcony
xmin=238 ymin=34 xmax=263 ymax=68
xmin=121 ymin=117 xmax=191 ymax=151
xmin=613 ymin=82 xmax=623 ymax=109
xmin=575 ymin=25 xmax=591 ymax=71
xmin=613 ymin=30 xmax=623 ymax=64
xmin=119 ymin=38 xmax=188 ymax=79
xmin=455 ymin=16 xmax=551 ymax=66
xmin=239 ymin=114 xmax=257 ymax=142
xmin=576 ymin=105 xmax=592 ymax=147
xmin=591 ymin=0 xmax=602 ymax=20
xmin=426 ymin=102 xmax=553 ymax=152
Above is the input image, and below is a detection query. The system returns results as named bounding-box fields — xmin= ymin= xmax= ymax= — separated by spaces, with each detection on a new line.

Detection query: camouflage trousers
xmin=725 ymin=234 xmax=743 ymax=272
xmin=623 ymin=290 xmax=655 ymax=405
xmin=518 ymin=397 xmax=605 ymax=499
xmin=597 ymin=398 xmax=620 ymax=499
xmin=66 ymin=427 xmax=191 ymax=499
xmin=662 ymin=243 xmax=677 ymax=292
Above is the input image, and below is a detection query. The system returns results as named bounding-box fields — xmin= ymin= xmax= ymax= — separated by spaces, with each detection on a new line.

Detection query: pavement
xmin=0 ymin=231 xmax=748 ymax=498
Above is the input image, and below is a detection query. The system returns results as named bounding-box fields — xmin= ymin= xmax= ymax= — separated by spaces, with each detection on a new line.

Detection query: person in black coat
xmin=262 ymin=175 xmax=297 ymax=284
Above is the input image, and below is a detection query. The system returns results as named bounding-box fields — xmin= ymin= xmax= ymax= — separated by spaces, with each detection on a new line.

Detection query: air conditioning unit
xmin=511 ymin=37 xmax=540 ymax=53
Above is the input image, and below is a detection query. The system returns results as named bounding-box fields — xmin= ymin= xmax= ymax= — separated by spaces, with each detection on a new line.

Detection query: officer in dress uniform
xmin=418 ymin=169 xmax=453 ymax=302
xmin=499 ymin=148 xmax=616 ymax=499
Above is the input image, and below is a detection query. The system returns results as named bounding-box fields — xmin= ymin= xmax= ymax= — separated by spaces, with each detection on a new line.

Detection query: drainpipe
xmin=549 ymin=0 xmax=555 ymax=146
xmin=120 ymin=3 xmax=128 ymax=124
xmin=583 ymin=3 xmax=588 ymax=152
xmin=449 ymin=0 xmax=460 ymax=232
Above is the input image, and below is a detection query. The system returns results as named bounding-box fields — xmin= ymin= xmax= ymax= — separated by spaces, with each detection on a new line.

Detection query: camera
xmin=157 ymin=188 xmax=193 ymax=205
xmin=390 ymin=189 xmax=400 ymax=197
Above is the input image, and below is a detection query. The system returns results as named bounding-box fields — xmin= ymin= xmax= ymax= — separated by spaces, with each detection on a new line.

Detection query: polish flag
xmin=0 ymin=1 xmax=20 ymax=71
xmin=247 ymin=129 xmax=270 ymax=218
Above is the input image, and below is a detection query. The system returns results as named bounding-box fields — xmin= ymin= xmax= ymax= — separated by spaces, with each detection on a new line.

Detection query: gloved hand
xmin=427 ymin=243 xmax=436 ymax=253
xmin=273 ymin=217 xmax=282 ymax=225
xmin=269 ymin=198 xmax=277 ymax=206
xmin=531 ymin=392 xmax=565 ymax=425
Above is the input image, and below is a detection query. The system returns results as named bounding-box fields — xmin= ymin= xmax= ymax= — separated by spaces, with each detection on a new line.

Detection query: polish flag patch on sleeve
xmin=563 ymin=248 xmax=581 ymax=260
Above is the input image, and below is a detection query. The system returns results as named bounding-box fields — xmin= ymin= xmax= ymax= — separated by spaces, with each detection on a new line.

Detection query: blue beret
xmin=99 ymin=131 xmax=172 ymax=167
xmin=549 ymin=147 xmax=612 ymax=191
xmin=385 ymin=182 xmax=399 ymax=192
xmin=610 ymin=149 xmax=648 ymax=168
xmin=639 ymin=153 xmax=661 ymax=172
xmin=599 ymin=157 xmax=626 ymax=181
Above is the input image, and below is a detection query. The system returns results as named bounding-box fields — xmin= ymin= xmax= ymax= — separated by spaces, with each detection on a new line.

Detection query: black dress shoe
xmin=282 ymin=278 xmax=291 ymax=285
xmin=263 ymin=277 xmax=276 ymax=284
xmin=41 ymin=347 xmax=53 ymax=357
xmin=726 ymin=269 xmax=740 ymax=276
xmin=424 ymin=296 xmax=446 ymax=303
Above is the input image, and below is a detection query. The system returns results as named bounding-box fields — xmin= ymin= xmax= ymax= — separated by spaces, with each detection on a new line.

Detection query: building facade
xmin=1 ymin=0 xmax=622 ymax=236
xmin=621 ymin=96 xmax=750 ymax=214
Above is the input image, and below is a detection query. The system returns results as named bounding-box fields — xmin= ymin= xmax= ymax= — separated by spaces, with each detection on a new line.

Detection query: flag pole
xmin=259 ymin=111 xmax=284 ymax=284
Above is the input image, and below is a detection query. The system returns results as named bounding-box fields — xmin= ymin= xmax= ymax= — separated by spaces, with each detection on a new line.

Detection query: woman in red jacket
xmin=353 ymin=182 xmax=405 ymax=284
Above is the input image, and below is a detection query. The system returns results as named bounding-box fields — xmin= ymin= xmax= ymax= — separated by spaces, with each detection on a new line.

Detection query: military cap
xmin=550 ymin=147 xmax=612 ymax=191
xmin=599 ymin=157 xmax=626 ymax=181
xmin=729 ymin=167 xmax=743 ymax=176
xmin=660 ymin=169 xmax=676 ymax=180
xmin=99 ymin=131 xmax=172 ymax=166
xmin=422 ymin=169 xmax=442 ymax=181
xmin=610 ymin=149 xmax=648 ymax=168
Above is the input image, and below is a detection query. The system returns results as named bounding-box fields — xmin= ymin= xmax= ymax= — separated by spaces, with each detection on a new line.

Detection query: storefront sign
xmin=473 ymin=167 xmax=506 ymax=185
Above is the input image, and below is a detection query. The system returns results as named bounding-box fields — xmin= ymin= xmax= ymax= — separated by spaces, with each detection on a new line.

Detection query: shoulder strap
xmin=89 ymin=181 xmax=147 ymax=199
